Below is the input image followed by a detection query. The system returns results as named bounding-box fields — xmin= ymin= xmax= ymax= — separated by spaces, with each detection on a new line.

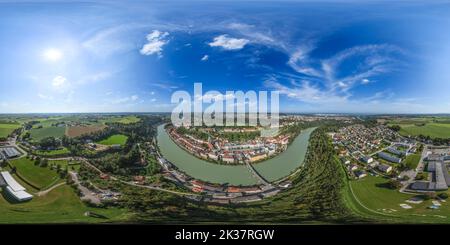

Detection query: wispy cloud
xmin=149 ymin=81 xmax=179 ymax=91
xmin=110 ymin=94 xmax=139 ymax=104
xmin=38 ymin=93 xmax=53 ymax=100
xmin=266 ymin=43 xmax=405 ymax=106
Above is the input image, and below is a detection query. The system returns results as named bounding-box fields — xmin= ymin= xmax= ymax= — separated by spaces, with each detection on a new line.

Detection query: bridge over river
xmin=156 ymin=124 xmax=316 ymax=186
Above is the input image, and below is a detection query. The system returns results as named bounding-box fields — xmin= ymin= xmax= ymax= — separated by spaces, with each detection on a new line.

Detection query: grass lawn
xmin=9 ymin=158 xmax=60 ymax=190
xmin=35 ymin=147 xmax=70 ymax=156
xmin=344 ymin=175 xmax=450 ymax=223
xmin=403 ymin=154 xmax=421 ymax=170
xmin=0 ymin=123 xmax=21 ymax=138
xmin=0 ymin=184 xmax=128 ymax=224
xmin=97 ymin=134 xmax=128 ymax=145
xmin=29 ymin=126 xmax=66 ymax=141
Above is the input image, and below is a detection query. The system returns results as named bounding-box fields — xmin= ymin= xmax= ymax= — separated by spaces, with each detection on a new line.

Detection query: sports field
xmin=97 ymin=134 xmax=128 ymax=145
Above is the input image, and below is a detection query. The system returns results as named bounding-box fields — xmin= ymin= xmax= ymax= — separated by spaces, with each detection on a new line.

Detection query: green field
xmin=9 ymin=158 xmax=60 ymax=190
xmin=398 ymin=123 xmax=450 ymax=138
xmin=388 ymin=117 xmax=450 ymax=138
xmin=29 ymin=126 xmax=66 ymax=141
xmin=97 ymin=134 xmax=128 ymax=145
xmin=403 ymin=154 xmax=421 ymax=170
xmin=35 ymin=147 xmax=70 ymax=156
xmin=100 ymin=116 xmax=140 ymax=124
xmin=0 ymin=184 xmax=127 ymax=224
xmin=343 ymin=175 xmax=450 ymax=223
xmin=0 ymin=123 xmax=21 ymax=138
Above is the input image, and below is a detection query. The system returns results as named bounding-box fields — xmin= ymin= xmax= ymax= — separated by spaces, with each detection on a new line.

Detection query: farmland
xmin=97 ymin=134 xmax=128 ymax=145
xmin=387 ymin=117 xmax=450 ymax=138
xmin=29 ymin=126 xmax=66 ymax=141
xmin=66 ymin=125 xmax=106 ymax=138
xmin=100 ymin=115 xmax=140 ymax=124
xmin=0 ymin=123 xmax=21 ymax=138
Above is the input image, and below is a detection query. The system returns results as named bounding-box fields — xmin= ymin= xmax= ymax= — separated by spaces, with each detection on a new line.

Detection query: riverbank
xmin=157 ymin=124 xmax=315 ymax=185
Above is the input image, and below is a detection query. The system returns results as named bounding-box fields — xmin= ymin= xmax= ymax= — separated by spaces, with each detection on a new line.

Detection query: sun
xmin=43 ymin=48 xmax=63 ymax=61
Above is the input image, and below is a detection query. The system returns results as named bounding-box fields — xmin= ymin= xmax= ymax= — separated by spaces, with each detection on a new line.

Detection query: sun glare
xmin=43 ymin=48 xmax=63 ymax=61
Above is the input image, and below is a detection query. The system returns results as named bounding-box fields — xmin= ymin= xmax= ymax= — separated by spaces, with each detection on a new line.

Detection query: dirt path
xmin=36 ymin=182 xmax=65 ymax=196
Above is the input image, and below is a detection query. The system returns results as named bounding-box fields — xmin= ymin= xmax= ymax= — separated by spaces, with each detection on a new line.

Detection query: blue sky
xmin=1 ymin=0 xmax=450 ymax=113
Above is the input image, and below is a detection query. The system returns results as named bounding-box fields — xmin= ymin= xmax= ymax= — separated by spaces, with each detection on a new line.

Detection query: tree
xmin=389 ymin=125 xmax=401 ymax=132
xmin=387 ymin=179 xmax=402 ymax=189
xmin=39 ymin=137 xmax=59 ymax=149
xmin=39 ymin=158 xmax=49 ymax=168
xmin=438 ymin=193 xmax=448 ymax=200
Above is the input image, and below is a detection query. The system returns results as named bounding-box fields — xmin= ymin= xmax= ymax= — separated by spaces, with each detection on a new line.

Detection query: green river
xmin=157 ymin=124 xmax=316 ymax=186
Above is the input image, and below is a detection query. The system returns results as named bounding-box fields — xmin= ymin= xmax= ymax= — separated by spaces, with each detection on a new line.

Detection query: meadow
xmin=388 ymin=117 xmax=450 ymax=138
xmin=9 ymin=158 xmax=60 ymax=190
xmin=0 ymin=123 xmax=21 ymax=138
xmin=0 ymin=185 xmax=127 ymax=224
xmin=343 ymin=175 xmax=450 ymax=223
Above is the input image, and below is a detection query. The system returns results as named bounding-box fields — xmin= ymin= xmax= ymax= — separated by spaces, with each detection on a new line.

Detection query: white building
xmin=0 ymin=171 xmax=33 ymax=202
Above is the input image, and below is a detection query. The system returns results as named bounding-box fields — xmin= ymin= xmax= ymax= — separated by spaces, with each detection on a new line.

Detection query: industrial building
xmin=0 ymin=171 xmax=33 ymax=202
xmin=377 ymin=152 xmax=401 ymax=163
xmin=0 ymin=147 xmax=20 ymax=159
xmin=410 ymin=161 xmax=450 ymax=191
xmin=387 ymin=147 xmax=405 ymax=156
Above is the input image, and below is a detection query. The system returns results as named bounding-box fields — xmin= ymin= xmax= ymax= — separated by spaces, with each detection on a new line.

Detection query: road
xmin=52 ymin=156 xmax=200 ymax=197
xmin=244 ymin=160 xmax=272 ymax=187
xmin=68 ymin=171 xmax=101 ymax=205
xmin=399 ymin=144 xmax=429 ymax=194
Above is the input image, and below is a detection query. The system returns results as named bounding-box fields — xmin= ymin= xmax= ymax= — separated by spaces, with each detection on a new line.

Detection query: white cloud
xmin=361 ymin=78 xmax=370 ymax=84
xmin=52 ymin=76 xmax=67 ymax=88
xmin=77 ymin=71 xmax=112 ymax=85
xmin=110 ymin=94 xmax=139 ymax=104
xmin=201 ymin=54 xmax=209 ymax=61
xmin=140 ymin=30 xmax=169 ymax=56
xmin=131 ymin=95 xmax=139 ymax=101
xmin=208 ymin=34 xmax=249 ymax=50
xmin=38 ymin=93 xmax=53 ymax=100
